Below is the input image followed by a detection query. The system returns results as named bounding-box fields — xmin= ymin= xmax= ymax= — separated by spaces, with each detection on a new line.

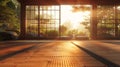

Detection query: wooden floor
xmin=0 ymin=40 xmax=120 ymax=67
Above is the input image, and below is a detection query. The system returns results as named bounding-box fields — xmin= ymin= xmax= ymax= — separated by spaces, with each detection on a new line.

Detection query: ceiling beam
xmin=18 ymin=0 xmax=120 ymax=5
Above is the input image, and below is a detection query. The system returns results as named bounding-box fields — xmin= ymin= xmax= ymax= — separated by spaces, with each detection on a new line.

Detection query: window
xmin=26 ymin=5 xmax=60 ymax=39
xmin=97 ymin=5 xmax=115 ymax=38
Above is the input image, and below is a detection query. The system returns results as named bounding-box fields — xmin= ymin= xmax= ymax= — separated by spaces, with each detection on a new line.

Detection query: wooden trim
xmin=59 ymin=5 xmax=61 ymax=38
xmin=38 ymin=5 xmax=40 ymax=39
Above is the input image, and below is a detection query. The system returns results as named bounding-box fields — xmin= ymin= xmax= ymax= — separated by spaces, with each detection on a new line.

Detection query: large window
xmin=97 ymin=5 xmax=117 ymax=38
xmin=25 ymin=5 xmax=120 ymax=39
xmin=26 ymin=5 xmax=60 ymax=39
xmin=26 ymin=5 xmax=91 ymax=39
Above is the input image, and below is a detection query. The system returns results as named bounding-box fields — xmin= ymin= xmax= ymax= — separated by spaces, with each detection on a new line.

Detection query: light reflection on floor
xmin=0 ymin=41 xmax=105 ymax=67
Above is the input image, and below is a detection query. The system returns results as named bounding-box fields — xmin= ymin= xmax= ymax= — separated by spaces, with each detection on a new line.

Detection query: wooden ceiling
xmin=18 ymin=0 xmax=120 ymax=5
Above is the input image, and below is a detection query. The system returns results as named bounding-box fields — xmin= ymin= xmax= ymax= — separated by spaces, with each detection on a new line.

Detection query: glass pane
xmin=117 ymin=14 xmax=120 ymax=19
xmin=39 ymin=5 xmax=60 ymax=38
xmin=26 ymin=6 xmax=38 ymax=38
xmin=97 ymin=5 xmax=116 ymax=37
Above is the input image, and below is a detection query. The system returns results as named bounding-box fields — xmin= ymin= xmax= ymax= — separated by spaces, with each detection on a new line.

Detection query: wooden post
xmin=115 ymin=5 xmax=118 ymax=38
xmin=19 ymin=3 xmax=26 ymax=39
xmin=91 ymin=4 xmax=97 ymax=39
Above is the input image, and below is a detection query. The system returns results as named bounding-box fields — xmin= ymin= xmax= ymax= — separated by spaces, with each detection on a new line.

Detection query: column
xmin=91 ymin=4 xmax=97 ymax=39
xmin=115 ymin=5 xmax=118 ymax=38
xmin=19 ymin=4 xmax=26 ymax=39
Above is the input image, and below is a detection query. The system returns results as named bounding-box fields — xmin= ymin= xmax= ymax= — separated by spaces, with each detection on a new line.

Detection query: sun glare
xmin=61 ymin=5 xmax=91 ymax=30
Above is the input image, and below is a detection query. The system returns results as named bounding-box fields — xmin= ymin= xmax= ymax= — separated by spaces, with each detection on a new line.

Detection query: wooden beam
xmin=18 ymin=0 xmax=120 ymax=5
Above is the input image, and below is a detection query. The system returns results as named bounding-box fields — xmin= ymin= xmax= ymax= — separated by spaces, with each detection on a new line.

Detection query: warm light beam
xmin=61 ymin=5 xmax=91 ymax=30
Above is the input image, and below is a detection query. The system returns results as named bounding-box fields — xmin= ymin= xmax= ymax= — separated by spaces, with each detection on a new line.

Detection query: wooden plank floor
xmin=0 ymin=41 xmax=106 ymax=67
xmin=73 ymin=40 xmax=120 ymax=66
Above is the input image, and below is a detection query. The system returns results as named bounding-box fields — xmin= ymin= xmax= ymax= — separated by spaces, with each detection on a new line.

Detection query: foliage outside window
xmin=97 ymin=5 xmax=120 ymax=39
